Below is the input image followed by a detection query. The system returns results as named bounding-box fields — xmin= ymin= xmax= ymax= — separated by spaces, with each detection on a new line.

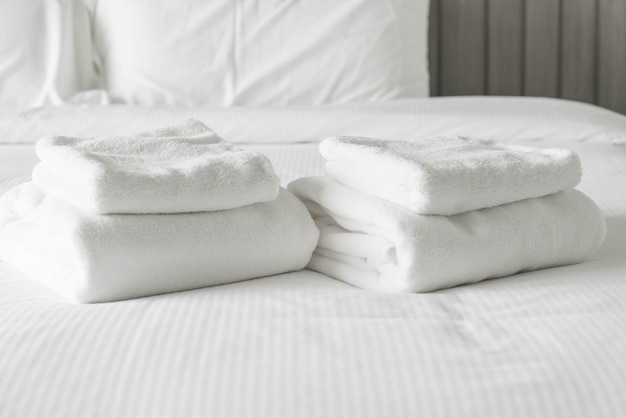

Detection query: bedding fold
xmin=0 ymin=182 xmax=319 ymax=303
xmin=32 ymin=119 xmax=280 ymax=214
xmin=320 ymin=136 xmax=582 ymax=215
xmin=288 ymin=176 xmax=606 ymax=293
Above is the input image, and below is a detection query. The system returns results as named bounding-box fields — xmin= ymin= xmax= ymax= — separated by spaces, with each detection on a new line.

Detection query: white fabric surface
xmin=321 ymin=135 xmax=582 ymax=214
xmin=0 ymin=100 xmax=625 ymax=417
xmin=32 ymin=120 xmax=279 ymax=214
xmin=91 ymin=0 xmax=429 ymax=106
xmin=0 ymin=0 xmax=99 ymax=106
xmin=2 ymin=97 xmax=625 ymax=145
xmin=0 ymin=182 xmax=318 ymax=303
xmin=290 ymin=176 xmax=605 ymax=292
xmin=316 ymin=223 xmax=397 ymax=266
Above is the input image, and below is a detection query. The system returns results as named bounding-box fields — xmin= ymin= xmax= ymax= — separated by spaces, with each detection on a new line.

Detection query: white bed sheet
xmin=2 ymin=97 xmax=626 ymax=145
xmin=0 ymin=99 xmax=625 ymax=418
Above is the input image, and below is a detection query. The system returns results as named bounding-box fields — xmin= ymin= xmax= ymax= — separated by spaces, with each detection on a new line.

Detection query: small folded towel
xmin=0 ymin=182 xmax=318 ymax=303
xmin=32 ymin=119 xmax=280 ymax=214
xmin=320 ymin=136 xmax=582 ymax=215
xmin=288 ymin=176 xmax=605 ymax=293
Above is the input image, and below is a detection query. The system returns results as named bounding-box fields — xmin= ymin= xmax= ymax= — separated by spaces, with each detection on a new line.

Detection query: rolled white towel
xmin=320 ymin=136 xmax=582 ymax=215
xmin=32 ymin=119 xmax=280 ymax=214
xmin=0 ymin=182 xmax=318 ymax=303
xmin=288 ymin=176 xmax=606 ymax=293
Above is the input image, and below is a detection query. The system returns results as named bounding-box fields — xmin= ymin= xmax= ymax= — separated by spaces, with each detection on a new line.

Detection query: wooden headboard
xmin=428 ymin=0 xmax=626 ymax=115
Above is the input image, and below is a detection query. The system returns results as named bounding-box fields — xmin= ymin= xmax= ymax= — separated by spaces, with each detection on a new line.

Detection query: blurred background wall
xmin=428 ymin=0 xmax=626 ymax=115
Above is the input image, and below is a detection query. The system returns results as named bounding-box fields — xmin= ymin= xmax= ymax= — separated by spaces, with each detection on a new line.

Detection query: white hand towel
xmin=0 ymin=182 xmax=318 ymax=303
xmin=32 ymin=119 xmax=280 ymax=214
xmin=288 ymin=176 xmax=605 ymax=293
xmin=320 ymin=136 xmax=582 ymax=215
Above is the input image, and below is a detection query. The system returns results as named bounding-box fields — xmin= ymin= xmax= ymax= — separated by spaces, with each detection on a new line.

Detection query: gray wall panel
xmin=560 ymin=0 xmax=597 ymax=103
xmin=488 ymin=0 xmax=523 ymax=95
xmin=428 ymin=0 xmax=441 ymax=96
xmin=598 ymin=0 xmax=626 ymax=114
xmin=524 ymin=0 xmax=560 ymax=97
xmin=440 ymin=0 xmax=487 ymax=95
xmin=430 ymin=0 xmax=626 ymax=115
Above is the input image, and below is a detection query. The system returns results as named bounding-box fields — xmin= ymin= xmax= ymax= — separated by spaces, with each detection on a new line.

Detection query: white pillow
xmin=0 ymin=0 xmax=99 ymax=106
xmin=94 ymin=0 xmax=429 ymax=106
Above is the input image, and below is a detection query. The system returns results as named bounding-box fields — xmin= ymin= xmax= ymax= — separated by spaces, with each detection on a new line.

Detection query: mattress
xmin=0 ymin=98 xmax=625 ymax=418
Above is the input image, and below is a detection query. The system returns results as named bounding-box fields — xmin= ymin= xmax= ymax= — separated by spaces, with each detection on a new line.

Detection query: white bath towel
xmin=0 ymin=182 xmax=318 ymax=303
xmin=288 ymin=176 xmax=605 ymax=293
xmin=320 ymin=136 xmax=582 ymax=215
xmin=32 ymin=119 xmax=280 ymax=214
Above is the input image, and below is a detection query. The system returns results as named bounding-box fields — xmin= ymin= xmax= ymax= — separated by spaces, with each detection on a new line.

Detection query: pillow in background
xmin=0 ymin=0 xmax=99 ymax=106
xmin=94 ymin=0 xmax=430 ymax=106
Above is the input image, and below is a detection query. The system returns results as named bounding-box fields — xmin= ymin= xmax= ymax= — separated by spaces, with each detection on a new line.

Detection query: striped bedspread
xmin=0 ymin=99 xmax=625 ymax=417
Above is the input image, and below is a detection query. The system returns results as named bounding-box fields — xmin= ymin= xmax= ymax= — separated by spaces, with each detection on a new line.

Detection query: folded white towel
xmin=320 ymin=136 xmax=582 ymax=215
xmin=288 ymin=176 xmax=605 ymax=293
xmin=32 ymin=120 xmax=280 ymax=214
xmin=0 ymin=182 xmax=318 ymax=303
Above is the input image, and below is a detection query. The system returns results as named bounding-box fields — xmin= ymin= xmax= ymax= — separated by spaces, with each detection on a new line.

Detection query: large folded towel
xmin=0 ymin=182 xmax=318 ymax=303
xmin=288 ymin=176 xmax=605 ymax=293
xmin=320 ymin=136 xmax=582 ymax=215
xmin=32 ymin=119 xmax=280 ymax=214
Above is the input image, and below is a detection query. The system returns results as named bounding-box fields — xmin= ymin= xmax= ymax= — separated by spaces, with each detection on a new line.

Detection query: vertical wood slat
xmin=597 ymin=0 xmax=626 ymax=114
xmin=524 ymin=0 xmax=561 ymax=97
xmin=487 ymin=0 xmax=523 ymax=95
xmin=440 ymin=0 xmax=487 ymax=96
xmin=428 ymin=0 xmax=441 ymax=96
xmin=560 ymin=0 xmax=597 ymax=103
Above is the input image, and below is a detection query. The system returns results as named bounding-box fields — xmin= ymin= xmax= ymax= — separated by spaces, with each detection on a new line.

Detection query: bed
xmin=1 ymin=1 xmax=626 ymax=417
xmin=1 ymin=97 xmax=625 ymax=417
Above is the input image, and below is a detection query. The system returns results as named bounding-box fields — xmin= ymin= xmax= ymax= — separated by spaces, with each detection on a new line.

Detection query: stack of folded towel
xmin=288 ymin=136 xmax=606 ymax=293
xmin=0 ymin=120 xmax=318 ymax=303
